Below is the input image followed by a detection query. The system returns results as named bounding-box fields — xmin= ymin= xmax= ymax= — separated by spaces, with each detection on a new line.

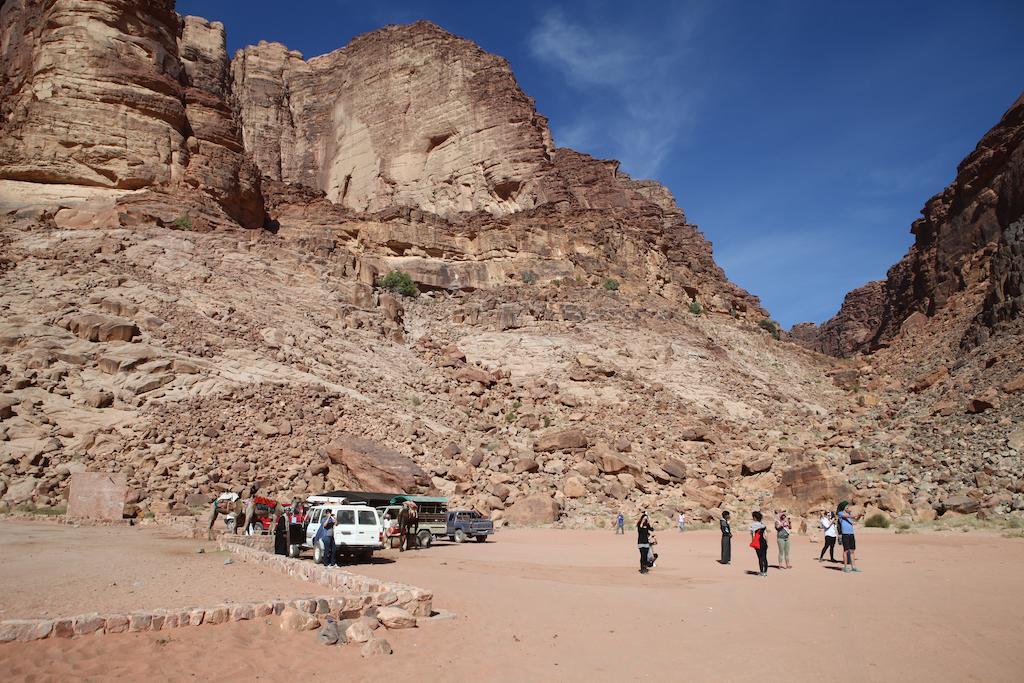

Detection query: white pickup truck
xmin=303 ymin=502 xmax=384 ymax=563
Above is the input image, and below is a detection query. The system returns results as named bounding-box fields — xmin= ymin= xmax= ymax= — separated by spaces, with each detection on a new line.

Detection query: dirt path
xmin=3 ymin=527 xmax=1023 ymax=682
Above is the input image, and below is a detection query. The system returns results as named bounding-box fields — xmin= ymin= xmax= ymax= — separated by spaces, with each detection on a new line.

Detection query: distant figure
xmin=615 ymin=512 xmax=625 ymax=534
xmin=677 ymin=512 xmax=686 ymax=532
xmin=775 ymin=511 xmax=792 ymax=569
xmin=837 ymin=501 xmax=862 ymax=573
xmin=273 ymin=511 xmax=287 ymax=556
xmin=637 ymin=510 xmax=653 ymax=574
xmin=750 ymin=511 xmax=768 ymax=577
xmin=315 ymin=510 xmax=336 ymax=567
xmin=819 ymin=511 xmax=838 ymax=562
xmin=719 ymin=511 xmax=732 ymax=564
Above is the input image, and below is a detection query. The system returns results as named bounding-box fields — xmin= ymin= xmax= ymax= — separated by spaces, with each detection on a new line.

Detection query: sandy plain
xmin=2 ymin=525 xmax=1023 ymax=682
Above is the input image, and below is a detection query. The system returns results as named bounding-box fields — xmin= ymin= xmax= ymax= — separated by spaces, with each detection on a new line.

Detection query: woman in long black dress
xmin=273 ymin=511 xmax=288 ymax=555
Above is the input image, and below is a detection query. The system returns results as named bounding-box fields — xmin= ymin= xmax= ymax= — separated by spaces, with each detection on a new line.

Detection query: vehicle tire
xmin=448 ymin=535 xmax=456 ymax=543
xmin=417 ymin=530 xmax=433 ymax=548
xmin=475 ymin=535 xmax=487 ymax=543
xmin=454 ymin=529 xmax=467 ymax=544
xmin=313 ymin=541 xmax=323 ymax=564
xmin=288 ymin=544 xmax=301 ymax=558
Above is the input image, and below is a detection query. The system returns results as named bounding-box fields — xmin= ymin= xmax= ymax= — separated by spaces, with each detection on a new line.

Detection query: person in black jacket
xmin=720 ymin=511 xmax=732 ymax=564
xmin=637 ymin=510 xmax=653 ymax=574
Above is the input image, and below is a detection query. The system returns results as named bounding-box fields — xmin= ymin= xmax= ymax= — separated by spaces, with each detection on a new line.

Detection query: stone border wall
xmin=0 ymin=543 xmax=432 ymax=643
xmin=219 ymin=541 xmax=432 ymax=612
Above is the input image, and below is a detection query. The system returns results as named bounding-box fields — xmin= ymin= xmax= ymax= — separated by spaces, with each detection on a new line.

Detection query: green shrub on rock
xmin=603 ymin=278 xmax=620 ymax=291
xmin=378 ymin=270 xmax=419 ymax=297
xmin=759 ymin=318 xmax=781 ymax=340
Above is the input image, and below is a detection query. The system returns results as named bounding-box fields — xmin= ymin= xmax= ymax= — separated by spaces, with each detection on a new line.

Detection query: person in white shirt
xmin=677 ymin=512 xmax=686 ymax=532
xmin=818 ymin=510 xmax=838 ymax=562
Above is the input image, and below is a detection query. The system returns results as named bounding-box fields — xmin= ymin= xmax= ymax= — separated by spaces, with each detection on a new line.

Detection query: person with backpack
xmin=837 ymin=501 xmax=862 ymax=573
xmin=637 ymin=510 xmax=653 ymax=574
xmin=819 ymin=510 xmax=838 ymax=562
xmin=750 ymin=511 xmax=769 ymax=576
xmin=719 ymin=510 xmax=732 ymax=564
xmin=775 ymin=511 xmax=792 ymax=569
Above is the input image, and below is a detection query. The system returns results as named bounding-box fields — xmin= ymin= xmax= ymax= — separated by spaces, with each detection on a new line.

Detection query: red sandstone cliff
xmin=794 ymin=93 xmax=1024 ymax=356
xmin=0 ymin=0 xmax=263 ymax=227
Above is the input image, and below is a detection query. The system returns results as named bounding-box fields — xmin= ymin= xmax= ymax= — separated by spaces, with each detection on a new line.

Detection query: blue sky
xmin=179 ymin=1 xmax=1024 ymax=327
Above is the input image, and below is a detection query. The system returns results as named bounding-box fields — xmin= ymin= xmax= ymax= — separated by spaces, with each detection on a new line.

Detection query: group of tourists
xmin=629 ymin=501 xmax=864 ymax=576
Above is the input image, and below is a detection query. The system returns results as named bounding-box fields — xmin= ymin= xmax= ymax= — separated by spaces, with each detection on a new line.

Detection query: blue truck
xmin=446 ymin=509 xmax=494 ymax=543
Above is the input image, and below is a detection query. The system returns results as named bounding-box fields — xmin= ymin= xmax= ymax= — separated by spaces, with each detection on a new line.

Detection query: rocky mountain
xmin=0 ymin=0 xmax=264 ymax=227
xmin=794 ymin=94 xmax=1024 ymax=357
xmin=1 ymin=0 xmax=1021 ymax=526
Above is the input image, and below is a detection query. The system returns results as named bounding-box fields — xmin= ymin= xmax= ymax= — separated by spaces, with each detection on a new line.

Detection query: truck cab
xmin=446 ymin=509 xmax=495 ymax=543
xmin=303 ymin=503 xmax=384 ymax=563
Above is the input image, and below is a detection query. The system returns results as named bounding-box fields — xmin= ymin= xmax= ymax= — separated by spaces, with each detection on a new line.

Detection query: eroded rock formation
xmin=796 ymin=94 xmax=1024 ymax=356
xmin=0 ymin=0 xmax=263 ymax=227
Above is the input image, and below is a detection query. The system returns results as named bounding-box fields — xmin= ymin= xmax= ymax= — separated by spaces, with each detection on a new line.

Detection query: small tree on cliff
xmin=378 ymin=270 xmax=419 ymax=298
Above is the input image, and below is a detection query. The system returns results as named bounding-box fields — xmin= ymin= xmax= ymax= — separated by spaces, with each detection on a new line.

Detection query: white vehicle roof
xmin=308 ymin=502 xmax=372 ymax=511
xmin=306 ymin=495 xmax=367 ymax=506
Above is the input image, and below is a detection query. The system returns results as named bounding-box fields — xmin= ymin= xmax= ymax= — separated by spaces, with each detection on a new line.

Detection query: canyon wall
xmin=794 ymin=94 xmax=1024 ymax=356
xmin=0 ymin=0 xmax=263 ymax=227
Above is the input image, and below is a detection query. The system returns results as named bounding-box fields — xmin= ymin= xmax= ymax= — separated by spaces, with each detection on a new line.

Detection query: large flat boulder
xmin=503 ymin=493 xmax=560 ymax=526
xmin=535 ymin=428 xmax=589 ymax=452
xmin=323 ymin=435 xmax=431 ymax=493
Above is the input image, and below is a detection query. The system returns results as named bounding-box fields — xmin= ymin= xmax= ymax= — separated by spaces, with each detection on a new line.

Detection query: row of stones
xmin=0 ymin=595 xmax=355 ymax=643
xmin=219 ymin=541 xmax=433 ymax=616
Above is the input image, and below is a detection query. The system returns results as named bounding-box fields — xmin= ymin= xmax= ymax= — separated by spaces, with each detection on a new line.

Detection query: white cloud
xmin=527 ymin=7 xmax=699 ymax=179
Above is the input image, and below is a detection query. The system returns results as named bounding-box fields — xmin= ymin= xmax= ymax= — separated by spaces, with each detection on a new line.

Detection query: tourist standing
xmin=750 ymin=511 xmax=768 ymax=576
xmin=637 ymin=510 xmax=653 ymax=574
xmin=720 ymin=511 xmax=732 ymax=564
xmin=819 ymin=511 xmax=837 ymax=562
xmin=616 ymin=512 xmax=625 ymax=535
xmin=837 ymin=501 xmax=862 ymax=573
xmin=775 ymin=511 xmax=792 ymax=569
xmin=317 ymin=510 xmax=336 ymax=567
xmin=677 ymin=511 xmax=686 ymax=532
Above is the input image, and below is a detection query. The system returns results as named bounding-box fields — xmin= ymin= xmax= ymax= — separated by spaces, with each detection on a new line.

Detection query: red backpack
xmin=749 ymin=528 xmax=764 ymax=550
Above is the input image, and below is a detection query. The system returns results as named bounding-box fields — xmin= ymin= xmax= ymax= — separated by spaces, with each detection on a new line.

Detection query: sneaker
xmin=852 ymin=568 xmax=862 ymax=573
xmin=843 ymin=567 xmax=852 ymax=573
xmin=639 ymin=568 xmax=649 ymax=574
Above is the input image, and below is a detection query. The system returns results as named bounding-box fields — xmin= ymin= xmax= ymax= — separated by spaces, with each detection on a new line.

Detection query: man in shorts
xmin=837 ymin=501 xmax=862 ymax=573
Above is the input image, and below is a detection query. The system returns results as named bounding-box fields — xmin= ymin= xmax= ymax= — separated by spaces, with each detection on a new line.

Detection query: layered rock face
xmin=797 ymin=94 xmax=1024 ymax=356
xmin=0 ymin=0 xmax=262 ymax=227
xmin=232 ymin=22 xmax=558 ymax=217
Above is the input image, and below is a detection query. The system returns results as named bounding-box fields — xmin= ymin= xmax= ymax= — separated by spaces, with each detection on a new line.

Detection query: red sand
xmin=0 ymin=522 xmax=327 ymax=619
xmin=3 ymin=527 xmax=1023 ymax=682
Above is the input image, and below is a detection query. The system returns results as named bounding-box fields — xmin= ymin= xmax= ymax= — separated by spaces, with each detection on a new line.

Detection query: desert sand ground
xmin=0 ymin=522 xmax=328 ymax=619
xmin=2 ymin=525 xmax=1023 ymax=682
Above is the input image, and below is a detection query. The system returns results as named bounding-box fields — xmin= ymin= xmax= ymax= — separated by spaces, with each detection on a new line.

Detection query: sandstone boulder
xmin=323 ymin=436 xmax=430 ymax=493
xmin=376 ymin=606 xmax=416 ymax=630
xmin=280 ymin=607 xmax=319 ymax=631
xmin=503 ymin=493 xmax=560 ymax=526
xmin=562 ymin=476 xmax=587 ymax=498
xmin=941 ymin=495 xmax=980 ymax=515
xmin=361 ymin=638 xmax=393 ymax=657
xmin=535 ymin=428 xmax=589 ymax=452
xmin=741 ymin=452 xmax=773 ymax=475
